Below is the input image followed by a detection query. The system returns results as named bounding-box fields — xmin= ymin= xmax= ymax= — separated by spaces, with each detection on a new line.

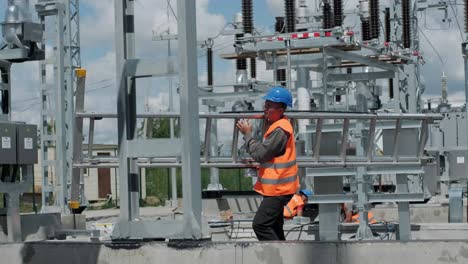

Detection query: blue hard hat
xmin=262 ymin=86 xmax=293 ymax=107
xmin=300 ymin=189 xmax=313 ymax=198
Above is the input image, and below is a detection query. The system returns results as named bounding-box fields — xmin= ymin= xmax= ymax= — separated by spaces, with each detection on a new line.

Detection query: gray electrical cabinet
xmin=16 ymin=124 xmax=37 ymax=164
xmin=0 ymin=122 xmax=16 ymax=164
xmin=424 ymin=151 xmax=441 ymax=195
xmin=382 ymin=128 xmax=419 ymax=156
xmin=318 ymin=132 xmax=341 ymax=155
xmin=447 ymin=149 xmax=468 ymax=181
xmin=437 ymin=112 xmax=468 ymax=148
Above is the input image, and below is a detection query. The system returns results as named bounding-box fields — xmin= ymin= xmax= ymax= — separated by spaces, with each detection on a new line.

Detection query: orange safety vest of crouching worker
xmin=283 ymin=193 xmax=304 ymax=218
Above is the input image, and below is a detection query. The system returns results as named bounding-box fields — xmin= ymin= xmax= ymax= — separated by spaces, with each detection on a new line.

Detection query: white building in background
xmin=33 ymin=144 xmax=146 ymax=202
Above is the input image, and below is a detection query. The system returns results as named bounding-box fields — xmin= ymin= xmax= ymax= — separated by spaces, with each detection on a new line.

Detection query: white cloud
xmin=7 ymin=0 xmax=230 ymax=144
xmin=8 ymin=0 xmax=467 ymax=146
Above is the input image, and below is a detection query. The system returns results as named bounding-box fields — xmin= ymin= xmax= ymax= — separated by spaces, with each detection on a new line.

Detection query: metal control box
xmin=447 ymin=149 xmax=468 ymax=181
xmin=16 ymin=124 xmax=37 ymax=164
xmin=0 ymin=122 xmax=16 ymax=164
xmin=382 ymin=128 xmax=419 ymax=157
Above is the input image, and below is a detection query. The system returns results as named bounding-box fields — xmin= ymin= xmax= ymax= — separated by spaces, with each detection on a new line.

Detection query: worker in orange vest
xmin=283 ymin=189 xmax=313 ymax=219
xmin=342 ymin=203 xmax=377 ymax=224
xmin=237 ymin=86 xmax=299 ymax=241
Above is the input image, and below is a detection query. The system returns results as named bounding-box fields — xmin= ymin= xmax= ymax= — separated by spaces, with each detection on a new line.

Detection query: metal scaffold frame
xmin=111 ymin=0 xmax=202 ymax=239
xmin=74 ymin=109 xmax=441 ymax=240
xmin=68 ymin=0 xmax=448 ymax=241
xmin=37 ymin=0 xmax=81 ymax=214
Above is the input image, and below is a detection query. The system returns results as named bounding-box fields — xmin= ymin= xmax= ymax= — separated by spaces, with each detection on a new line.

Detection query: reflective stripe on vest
xmin=257 ymin=174 xmax=298 ymax=185
xmin=284 ymin=205 xmax=293 ymax=218
xmin=260 ymin=160 xmax=297 ymax=169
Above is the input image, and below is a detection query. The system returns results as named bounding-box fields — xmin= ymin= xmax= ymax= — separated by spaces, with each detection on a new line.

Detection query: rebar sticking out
xmin=323 ymin=1 xmax=333 ymax=29
xmin=369 ymin=0 xmax=380 ymax=39
xmin=402 ymin=0 xmax=411 ymax=48
xmin=333 ymin=0 xmax=343 ymax=27
xmin=385 ymin=7 xmax=391 ymax=42
xmin=285 ymin=0 xmax=296 ymax=32
xmin=242 ymin=0 xmax=253 ymax=34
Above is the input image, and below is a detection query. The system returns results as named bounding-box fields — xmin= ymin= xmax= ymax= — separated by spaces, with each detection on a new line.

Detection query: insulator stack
xmin=242 ymin=0 xmax=253 ymax=34
xmin=207 ymin=47 xmax=213 ymax=86
xmin=285 ymin=0 xmax=296 ymax=32
xmin=336 ymin=94 xmax=342 ymax=102
xmin=361 ymin=19 xmax=371 ymax=41
xmin=402 ymin=0 xmax=411 ymax=48
xmin=369 ymin=0 xmax=380 ymax=39
xmin=333 ymin=0 xmax=343 ymax=27
xmin=389 ymin=79 xmax=394 ymax=99
xmin=275 ymin=17 xmax=285 ymax=85
xmin=235 ymin=33 xmax=247 ymax=71
xmin=385 ymin=7 xmax=391 ymax=42
xmin=250 ymin=58 xmax=257 ymax=79
xmin=275 ymin=17 xmax=285 ymax=33
xmin=277 ymin=69 xmax=287 ymax=87
xmin=236 ymin=58 xmax=247 ymax=71
xmin=323 ymin=1 xmax=333 ymax=29
xmin=465 ymin=0 xmax=468 ymax=33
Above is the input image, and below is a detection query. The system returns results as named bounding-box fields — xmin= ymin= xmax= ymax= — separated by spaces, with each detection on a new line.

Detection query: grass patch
xmin=145 ymin=168 xmax=253 ymax=204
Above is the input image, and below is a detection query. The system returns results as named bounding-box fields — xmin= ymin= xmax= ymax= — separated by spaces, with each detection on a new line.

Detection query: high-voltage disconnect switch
xmin=0 ymin=0 xmax=44 ymax=61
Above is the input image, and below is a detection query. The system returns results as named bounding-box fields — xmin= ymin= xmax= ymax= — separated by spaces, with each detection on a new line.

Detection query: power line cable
xmin=167 ymin=0 xmax=178 ymax=22
xmin=87 ymin=78 xmax=114 ymax=86
xmin=448 ymin=2 xmax=464 ymax=40
xmin=418 ymin=25 xmax=446 ymax=68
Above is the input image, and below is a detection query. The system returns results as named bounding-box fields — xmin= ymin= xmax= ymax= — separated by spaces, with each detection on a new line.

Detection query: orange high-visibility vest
xmin=254 ymin=117 xmax=299 ymax=196
xmin=283 ymin=194 xmax=304 ymax=218
xmin=351 ymin=212 xmax=377 ymax=224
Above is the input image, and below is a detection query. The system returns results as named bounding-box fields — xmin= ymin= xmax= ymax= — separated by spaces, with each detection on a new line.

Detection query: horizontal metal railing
xmin=73 ymin=111 xmax=442 ymax=169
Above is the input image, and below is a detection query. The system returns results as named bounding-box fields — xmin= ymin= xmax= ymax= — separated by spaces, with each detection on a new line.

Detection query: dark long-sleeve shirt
xmin=243 ymin=128 xmax=289 ymax=164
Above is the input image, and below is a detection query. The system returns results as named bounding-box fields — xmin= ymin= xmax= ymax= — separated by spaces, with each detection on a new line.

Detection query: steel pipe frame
xmin=36 ymin=1 xmax=69 ymax=214
xmin=111 ymin=0 xmax=202 ymax=240
xmin=75 ymin=111 xmax=442 ymax=121
xmin=307 ymin=193 xmax=424 ymax=204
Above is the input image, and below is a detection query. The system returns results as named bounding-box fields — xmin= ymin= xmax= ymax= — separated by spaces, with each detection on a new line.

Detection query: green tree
xmin=141 ymin=118 xmax=253 ymax=205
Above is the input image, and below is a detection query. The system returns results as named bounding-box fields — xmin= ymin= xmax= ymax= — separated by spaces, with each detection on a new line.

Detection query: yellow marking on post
xmin=75 ymin=68 xmax=87 ymax=78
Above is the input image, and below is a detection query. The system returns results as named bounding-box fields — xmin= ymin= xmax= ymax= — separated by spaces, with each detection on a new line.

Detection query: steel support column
xmin=114 ymin=0 xmax=139 ymax=224
xmin=54 ymin=4 xmax=68 ymax=214
xmin=177 ymin=0 xmax=203 ymax=239
xmin=397 ymin=174 xmax=411 ymax=240
xmin=70 ymin=69 xmax=86 ymax=208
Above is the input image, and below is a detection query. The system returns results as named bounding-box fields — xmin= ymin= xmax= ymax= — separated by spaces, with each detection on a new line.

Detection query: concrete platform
xmin=1 ymin=240 xmax=468 ymax=264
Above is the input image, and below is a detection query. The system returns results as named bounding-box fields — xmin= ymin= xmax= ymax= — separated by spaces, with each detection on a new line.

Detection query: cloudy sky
xmin=1 ymin=0 xmax=466 ymax=145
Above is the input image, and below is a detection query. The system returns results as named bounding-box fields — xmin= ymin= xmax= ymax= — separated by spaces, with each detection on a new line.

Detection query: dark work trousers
xmin=252 ymin=194 xmax=294 ymax=241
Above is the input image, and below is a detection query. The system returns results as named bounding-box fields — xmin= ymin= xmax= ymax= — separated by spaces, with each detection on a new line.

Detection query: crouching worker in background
xmin=342 ymin=202 xmax=378 ymax=224
xmin=283 ymin=189 xmax=313 ymax=219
